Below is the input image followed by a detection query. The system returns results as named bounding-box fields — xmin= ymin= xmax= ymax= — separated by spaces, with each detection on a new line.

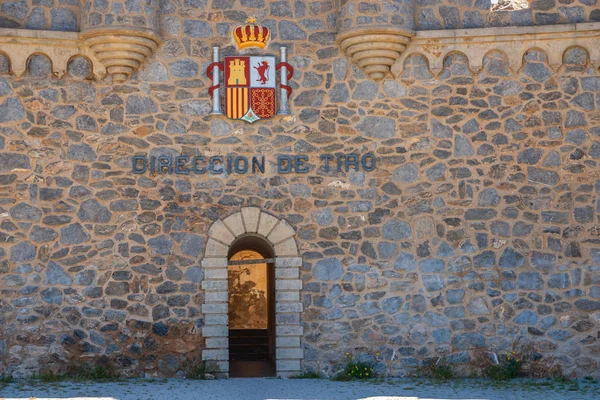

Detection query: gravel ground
xmin=1 ymin=377 xmax=599 ymax=400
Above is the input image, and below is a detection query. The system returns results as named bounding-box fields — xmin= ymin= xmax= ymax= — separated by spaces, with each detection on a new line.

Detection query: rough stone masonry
xmin=0 ymin=0 xmax=600 ymax=379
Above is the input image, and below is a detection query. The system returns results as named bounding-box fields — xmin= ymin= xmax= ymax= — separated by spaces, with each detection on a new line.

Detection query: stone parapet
xmin=393 ymin=21 xmax=600 ymax=76
xmin=0 ymin=28 xmax=105 ymax=78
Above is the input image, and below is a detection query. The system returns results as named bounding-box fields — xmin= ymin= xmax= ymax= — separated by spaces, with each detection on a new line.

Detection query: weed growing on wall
xmin=0 ymin=374 xmax=15 ymax=388
xmin=428 ymin=357 xmax=455 ymax=381
xmin=290 ymin=370 xmax=323 ymax=379
xmin=332 ymin=353 xmax=375 ymax=381
xmin=486 ymin=352 xmax=522 ymax=381
xmin=185 ymin=361 xmax=221 ymax=380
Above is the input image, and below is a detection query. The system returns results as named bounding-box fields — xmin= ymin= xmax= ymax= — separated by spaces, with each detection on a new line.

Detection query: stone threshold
xmin=393 ymin=22 xmax=600 ymax=75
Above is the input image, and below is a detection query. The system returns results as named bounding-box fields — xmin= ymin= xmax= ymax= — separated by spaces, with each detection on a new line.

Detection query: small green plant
xmin=0 ymin=374 xmax=15 ymax=387
xmin=75 ymin=364 xmax=120 ymax=381
xmin=332 ymin=352 xmax=375 ymax=381
xmin=290 ymin=370 xmax=322 ymax=379
xmin=554 ymin=374 xmax=572 ymax=384
xmin=486 ymin=351 xmax=522 ymax=381
xmin=185 ymin=361 xmax=220 ymax=380
xmin=36 ymin=371 xmax=67 ymax=383
xmin=428 ymin=357 xmax=454 ymax=380
xmin=65 ymin=357 xmax=120 ymax=381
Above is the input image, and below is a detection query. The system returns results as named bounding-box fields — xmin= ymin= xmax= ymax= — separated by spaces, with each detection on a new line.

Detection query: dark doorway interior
xmin=228 ymin=236 xmax=276 ymax=378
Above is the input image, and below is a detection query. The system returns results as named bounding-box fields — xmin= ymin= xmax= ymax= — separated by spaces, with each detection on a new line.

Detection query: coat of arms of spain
xmin=206 ymin=17 xmax=294 ymax=124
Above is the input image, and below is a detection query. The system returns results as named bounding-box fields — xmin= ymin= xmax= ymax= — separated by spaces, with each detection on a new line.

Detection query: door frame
xmin=200 ymin=207 xmax=303 ymax=377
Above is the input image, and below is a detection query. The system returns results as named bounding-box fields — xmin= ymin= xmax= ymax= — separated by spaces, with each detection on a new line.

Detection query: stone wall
xmin=0 ymin=0 xmax=79 ymax=31
xmin=0 ymin=0 xmax=599 ymax=379
xmin=81 ymin=0 xmax=160 ymax=32
xmin=417 ymin=0 xmax=599 ymax=30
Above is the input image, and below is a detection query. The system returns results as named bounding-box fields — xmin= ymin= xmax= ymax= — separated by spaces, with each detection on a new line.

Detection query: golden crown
xmin=233 ymin=17 xmax=270 ymax=50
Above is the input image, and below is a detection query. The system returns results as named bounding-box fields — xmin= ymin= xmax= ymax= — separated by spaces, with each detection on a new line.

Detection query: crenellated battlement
xmin=0 ymin=1 xmax=597 ymax=82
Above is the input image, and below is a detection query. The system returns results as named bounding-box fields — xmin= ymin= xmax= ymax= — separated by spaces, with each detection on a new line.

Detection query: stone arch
xmin=481 ymin=50 xmax=511 ymax=77
xmin=439 ymin=51 xmax=472 ymax=78
xmin=399 ymin=52 xmax=433 ymax=80
xmin=66 ymin=55 xmax=93 ymax=79
xmin=201 ymin=207 xmax=303 ymax=377
xmin=26 ymin=53 xmax=53 ymax=78
xmin=0 ymin=51 xmax=11 ymax=74
xmin=563 ymin=45 xmax=590 ymax=66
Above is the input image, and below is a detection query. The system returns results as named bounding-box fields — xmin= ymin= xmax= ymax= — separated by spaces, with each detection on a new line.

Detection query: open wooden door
xmin=227 ymin=237 xmax=276 ymax=377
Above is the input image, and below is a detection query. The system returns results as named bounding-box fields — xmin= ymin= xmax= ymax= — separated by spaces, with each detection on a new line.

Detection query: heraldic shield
xmin=225 ymin=56 xmax=277 ymax=123
xmin=206 ymin=17 xmax=294 ymax=123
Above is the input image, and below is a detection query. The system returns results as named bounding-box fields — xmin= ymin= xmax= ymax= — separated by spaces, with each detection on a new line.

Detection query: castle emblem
xmin=206 ymin=17 xmax=294 ymax=124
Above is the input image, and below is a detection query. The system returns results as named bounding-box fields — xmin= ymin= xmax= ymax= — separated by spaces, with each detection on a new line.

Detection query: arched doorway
xmin=200 ymin=207 xmax=303 ymax=377
xmin=227 ymin=236 xmax=275 ymax=377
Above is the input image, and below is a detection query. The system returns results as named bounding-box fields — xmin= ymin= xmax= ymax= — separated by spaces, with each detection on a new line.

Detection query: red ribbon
xmin=276 ymin=62 xmax=294 ymax=97
xmin=205 ymin=62 xmax=224 ymax=96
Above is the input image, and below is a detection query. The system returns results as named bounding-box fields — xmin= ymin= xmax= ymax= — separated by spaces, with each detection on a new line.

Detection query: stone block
xmin=204 ymin=269 xmax=227 ymax=280
xmin=276 ymin=268 xmax=299 ymax=279
xmin=276 ymin=291 xmax=300 ymax=301
xmin=268 ymin=220 xmax=296 ymax=244
xmin=277 ymin=313 xmax=300 ymax=325
xmin=276 ymin=336 xmax=301 ymax=347
xmin=201 ymin=257 xmax=228 ymax=268
xmin=276 ymin=257 xmax=303 ymax=267
xmin=276 ymin=302 xmax=303 ymax=313
xmin=205 ymin=239 xmax=228 ymax=257
xmin=202 ymin=325 xmax=228 ymax=337
xmin=202 ymin=348 xmax=228 ymax=360
xmin=241 ymin=207 xmax=260 ymax=232
xmin=205 ymin=337 xmax=228 ymax=349
xmin=277 ymin=325 xmax=303 ymax=336
xmin=277 ymin=348 xmax=303 ymax=359
xmin=223 ymin=212 xmax=245 ymax=237
xmin=205 ymin=314 xmax=228 ymax=325
xmin=276 ymin=279 xmax=302 ymax=290
xmin=258 ymin=212 xmax=279 ymax=237
xmin=201 ymin=303 xmax=227 ymax=314
xmin=277 ymin=371 xmax=298 ymax=378
xmin=201 ymin=280 xmax=227 ymax=291
xmin=205 ymin=291 xmax=228 ymax=302
xmin=275 ymin=238 xmax=298 ymax=256
xmin=208 ymin=220 xmax=235 ymax=245
xmin=215 ymin=361 xmax=229 ymax=373
xmin=277 ymin=359 xmax=301 ymax=371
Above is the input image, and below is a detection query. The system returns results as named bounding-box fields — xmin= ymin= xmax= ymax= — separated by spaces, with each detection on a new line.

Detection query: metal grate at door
xmin=227 ymin=258 xmax=275 ymax=266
